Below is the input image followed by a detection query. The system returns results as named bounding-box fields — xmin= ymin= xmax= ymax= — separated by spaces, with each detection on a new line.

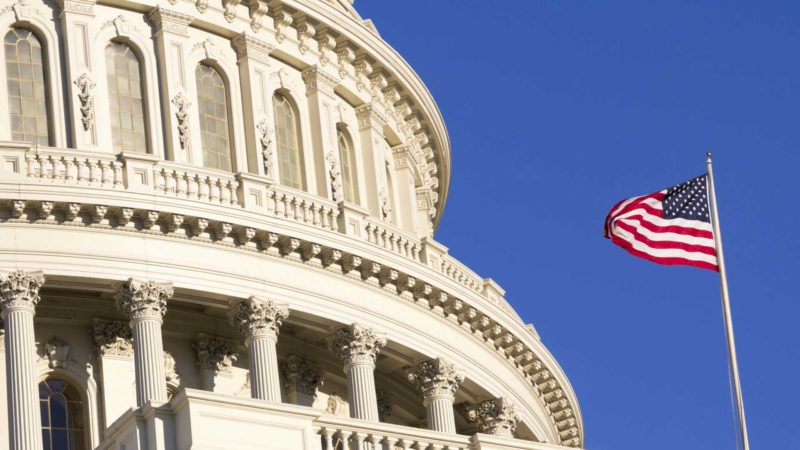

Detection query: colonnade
xmin=0 ymin=270 xmax=519 ymax=449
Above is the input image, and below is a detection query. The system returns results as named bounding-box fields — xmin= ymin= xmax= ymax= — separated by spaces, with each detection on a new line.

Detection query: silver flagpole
xmin=706 ymin=152 xmax=750 ymax=450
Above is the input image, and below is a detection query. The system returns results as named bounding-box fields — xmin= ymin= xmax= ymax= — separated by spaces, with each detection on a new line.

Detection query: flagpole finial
xmin=706 ymin=152 xmax=713 ymax=164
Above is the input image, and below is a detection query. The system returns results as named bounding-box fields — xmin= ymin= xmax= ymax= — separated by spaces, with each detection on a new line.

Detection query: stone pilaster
xmin=302 ymin=65 xmax=342 ymax=199
xmin=115 ymin=278 xmax=173 ymax=407
xmin=282 ymin=355 xmax=323 ymax=406
xmin=408 ymin=358 xmax=464 ymax=434
xmin=192 ymin=333 xmax=238 ymax=391
xmin=0 ymin=270 xmax=45 ymax=450
xmin=355 ymin=103 xmax=389 ymax=218
xmin=327 ymin=323 xmax=385 ymax=421
xmin=467 ymin=397 xmax=521 ymax=437
xmin=229 ymin=296 xmax=288 ymax=402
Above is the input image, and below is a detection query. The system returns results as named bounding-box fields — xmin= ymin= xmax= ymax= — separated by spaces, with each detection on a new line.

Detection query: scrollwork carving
xmin=73 ymin=73 xmax=95 ymax=131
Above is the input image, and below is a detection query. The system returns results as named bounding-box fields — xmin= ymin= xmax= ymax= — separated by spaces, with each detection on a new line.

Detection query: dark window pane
xmin=42 ymin=430 xmax=51 ymax=450
xmin=49 ymin=394 xmax=67 ymax=428
xmin=51 ymin=429 xmax=68 ymax=450
xmin=40 ymin=400 xmax=49 ymax=426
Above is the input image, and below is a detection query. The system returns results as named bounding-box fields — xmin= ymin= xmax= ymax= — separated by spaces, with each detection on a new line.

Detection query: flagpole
xmin=706 ymin=152 xmax=750 ymax=450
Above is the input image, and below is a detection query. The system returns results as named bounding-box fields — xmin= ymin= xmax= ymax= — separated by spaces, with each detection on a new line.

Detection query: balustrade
xmin=22 ymin=147 xmax=123 ymax=188
xmin=152 ymin=162 xmax=239 ymax=207
xmin=267 ymin=185 xmax=339 ymax=231
xmin=363 ymin=217 xmax=422 ymax=262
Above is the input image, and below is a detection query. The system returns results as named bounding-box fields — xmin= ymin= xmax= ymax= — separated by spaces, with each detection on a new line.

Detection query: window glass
xmin=39 ymin=378 xmax=86 ymax=450
xmin=5 ymin=28 xmax=49 ymax=145
xmin=272 ymin=93 xmax=305 ymax=189
xmin=337 ymin=129 xmax=358 ymax=203
xmin=196 ymin=64 xmax=232 ymax=171
xmin=105 ymin=42 xmax=147 ymax=153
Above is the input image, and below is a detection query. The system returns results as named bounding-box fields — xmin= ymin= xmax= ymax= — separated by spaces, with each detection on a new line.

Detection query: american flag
xmin=604 ymin=174 xmax=718 ymax=271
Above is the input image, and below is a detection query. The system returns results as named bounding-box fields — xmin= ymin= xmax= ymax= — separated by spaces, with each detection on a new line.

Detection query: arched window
xmin=105 ymin=42 xmax=147 ymax=153
xmin=196 ymin=64 xmax=232 ymax=171
xmin=337 ymin=128 xmax=358 ymax=203
xmin=4 ymin=28 xmax=50 ymax=145
xmin=272 ymin=93 xmax=305 ymax=190
xmin=39 ymin=378 xmax=87 ymax=450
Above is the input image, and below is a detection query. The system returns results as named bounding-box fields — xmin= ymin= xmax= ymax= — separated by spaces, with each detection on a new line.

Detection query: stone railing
xmin=363 ymin=216 xmax=422 ymax=262
xmin=267 ymin=185 xmax=340 ymax=232
xmin=316 ymin=415 xmax=471 ymax=450
xmin=152 ymin=162 xmax=240 ymax=207
xmin=21 ymin=146 xmax=124 ymax=188
xmin=439 ymin=254 xmax=484 ymax=295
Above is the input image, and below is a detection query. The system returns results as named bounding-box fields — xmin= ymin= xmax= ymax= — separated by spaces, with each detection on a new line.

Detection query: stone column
xmin=115 ymin=279 xmax=173 ymax=407
xmin=0 ymin=270 xmax=45 ymax=450
xmin=467 ymin=397 xmax=521 ymax=437
xmin=408 ymin=358 xmax=464 ymax=434
xmin=229 ymin=296 xmax=288 ymax=402
xmin=327 ymin=323 xmax=386 ymax=421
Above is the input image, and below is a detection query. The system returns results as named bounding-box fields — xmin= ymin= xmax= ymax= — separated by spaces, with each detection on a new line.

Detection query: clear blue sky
xmin=358 ymin=1 xmax=799 ymax=449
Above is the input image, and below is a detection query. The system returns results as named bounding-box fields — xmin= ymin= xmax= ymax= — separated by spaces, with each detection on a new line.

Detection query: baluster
xmin=41 ymin=155 xmax=54 ymax=180
xmin=266 ymin=189 xmax=276 ymax=216
xmin=65 ymin=158 xmax=76 ymax=182
xmin=312 ymin=204 xmax=322 ymax=227
xmin=25 ymin=154 xmax=37 ymax=178
xmin=351 ymin=432 xmax=363 ymax=450
xmin=154 ymin=168 xmax=165 ymax=193
xmin=210 ymin=178 xmax=222 ymax=203
xmin=339 ymin=430 xmax=353 ymax=450
xmin=197 ymin=176 xmax=208 ymax=200
xmin=53 ymin=156 xmax=65 ymax=181
xmin=217 ymin=179 xmax=229 ymax=204
xmin=285 ymin=195 xmax=295 ymax=220
xmin=176 ymin=172 xmax=188 ymax=197
xmin=300 ymin=200 xmax=310 ymax=223
xmin=165 ymin=170 xmax=177 ymax=194
xmin=229 ymin=180 xmax=240 ymax=206
xmin=112 ymin=162 xmax=123 ymax=187
xmin=293 ymin=197 xmax=303 ymax=221
xmin=275 ymin=192 xmax=285 ymax=217
xmin=100 ymin=161 xmax=112 ymax=185
xmin=320 ymin=428 xmax=334 ymax=450
xmin=77 ymin=160 xmax=89 ymax=183
xmin=89 ymin=161 xmax=101 ymax=184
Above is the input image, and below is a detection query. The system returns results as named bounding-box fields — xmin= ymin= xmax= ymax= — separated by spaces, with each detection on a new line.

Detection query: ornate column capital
xmin=229 ymin=296 xmax=288 ymax=341
xmin=232 ymin=32 xmax=274 ymax=65
xmin=408 ymin=358 xmax=464 ymax=400
xmin=467 ymin=397 xmax=521 ymax=437
xmin=115 ymin=278 xmax=173 ymax=322
xmin=192 ymin=333 xmax=238 ymax=373
xmin=355 ymin=103 xmax=387 ymax=131
xmin=302 ymin=65 xmax=339 ymax=96
xmin=147 ymin=7 xmax=193 ymax=36
xmin=327 ymin=323 xmax=386 ymax=368
xmin=0 ymin=270 xmax=45 ymax=315
xmin=91 ymin=318 xmax=133 ymax=357
xmin=282 ymin=355 xmax=324 ymax=397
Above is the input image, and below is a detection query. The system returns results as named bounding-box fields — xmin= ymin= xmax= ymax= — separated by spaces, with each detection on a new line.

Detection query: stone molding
xmin=0 ymin=199 xmax=581 ymax=446
xmin=193 ymin=333 xmax=238 ymax=373
xmin=327 ymin=323 xmax=385 ymax=368
xmin=282 ymin=355 xmax=323 ymax=396
xmin=229 ymin=296 xmax=288 ymax=341
xmin=91 ymin=318 xmax=133 ymax=357
xmin=0 ymin=270 xmax=45 ymax=314
xmin=115 ymin=278 xmax=174 ymax=322
xmin=467 ymin=398 xmax=521 ymax=437
xmin=408 ymin=358 xmax=464 ymax=400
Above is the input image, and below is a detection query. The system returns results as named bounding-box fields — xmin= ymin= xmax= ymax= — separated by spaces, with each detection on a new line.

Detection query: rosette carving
xmin=466 ymin=397 xmax=521 ymax=436
xmin=407 ymin=358 xmax=464 ymax=400
xmin=326 ymin=323 xmax=386 ymax=367
xmin=0 ymin=270 xmax=45 ymax=313
xmin=228 ymin=296 xmax=288 ymax=340
xmin=115 ymin=278 xmax=173 ymax=321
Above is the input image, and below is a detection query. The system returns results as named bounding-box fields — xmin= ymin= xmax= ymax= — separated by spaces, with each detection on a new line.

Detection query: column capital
xmin=327 ymin=323 xmax=386 ymax=368
xmin=91 ymin=318 xmax=133 ymax=357
xmin=60 ymin=0 xmax=96 ymax=16
xmin=0 ymin=270 xmax=45 ymax=315
xmin=232 ymin=32 xmax=274 ymax=65
xmin=192 ymin=333 xmax=238 ymax=373
xmin=467 ymin=397 xmax=521 ymax=437
xmin=147 ymin=7 xmax=193 ymax=36
xmin=302 ymin=65 xmax=340 ymax=96
xmin=355 ymin=103 xmax=387 ymax=131
xmin=229 ymin=296 xmax=288 ymax=341
xmin=115 ymin=278 xmax=173 ymax=322
xmin=407 ymin=357 xmax=464 ymax=400
xmin=282 ymin=355 xmax=324 ymax=397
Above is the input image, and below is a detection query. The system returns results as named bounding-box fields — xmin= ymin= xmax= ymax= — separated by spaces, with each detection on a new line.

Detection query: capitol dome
xmin=0 ymin=0 xmax=583 ymax=449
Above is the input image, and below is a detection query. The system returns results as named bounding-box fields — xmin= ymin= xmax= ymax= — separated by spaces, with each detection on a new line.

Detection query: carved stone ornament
xmin=195 ymin=0 xmax=208 ymax=13
xmin=229 ymin=296 xmax=288 ymax=340
xmin=73 ymin=73 xmax=95 ymax=131
xmin=0 ymin=270 xmax=45 ymax=313
xmin=466 ymin=397 xmax=521 ymax=437
xmin=222 ymin=0 xmax=240 ymax=22
xmin=325 ymin=393 xmax=340 ymax=415
xmin=248 ymin=0 xmax=268 ymax=32
xmin=326 ymin=323 xmax=386 ymax=367
xmin=91 ymin=318 xmax=133 ymax=357
xmin=115 ymin=278 xmax=174 ymax=321
xmin=282 ymin=355 xmax=323 ymax=396
xmin=164 ymin=351 xmax=180 ymax=383
xmin=379 ymin=188 xmax=392 ymax=221
xmin=407 ymin=358 xmax=464 ymax=400
xmin=326 ymin=150 xmax=343 ymax=203
xmin=171 ymin=92 xmax=191 ymax=151
xmin=256 ymin=118 xmax=274 ymax=177
xmin=193 ymin=333 xmax=238 ymax=373
xmin=44 ymin=337 xmax=70 ymax=369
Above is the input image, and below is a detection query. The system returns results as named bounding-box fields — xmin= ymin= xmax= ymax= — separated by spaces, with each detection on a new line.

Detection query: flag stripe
xmin=610 ymin=235 xmax=719 ymax=271
xmin=614 ymin=221 xmax=717 ymax=256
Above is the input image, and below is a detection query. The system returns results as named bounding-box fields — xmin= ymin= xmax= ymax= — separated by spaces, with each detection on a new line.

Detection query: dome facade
xmin=0 ymin=0 xmax=583 ymax=449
